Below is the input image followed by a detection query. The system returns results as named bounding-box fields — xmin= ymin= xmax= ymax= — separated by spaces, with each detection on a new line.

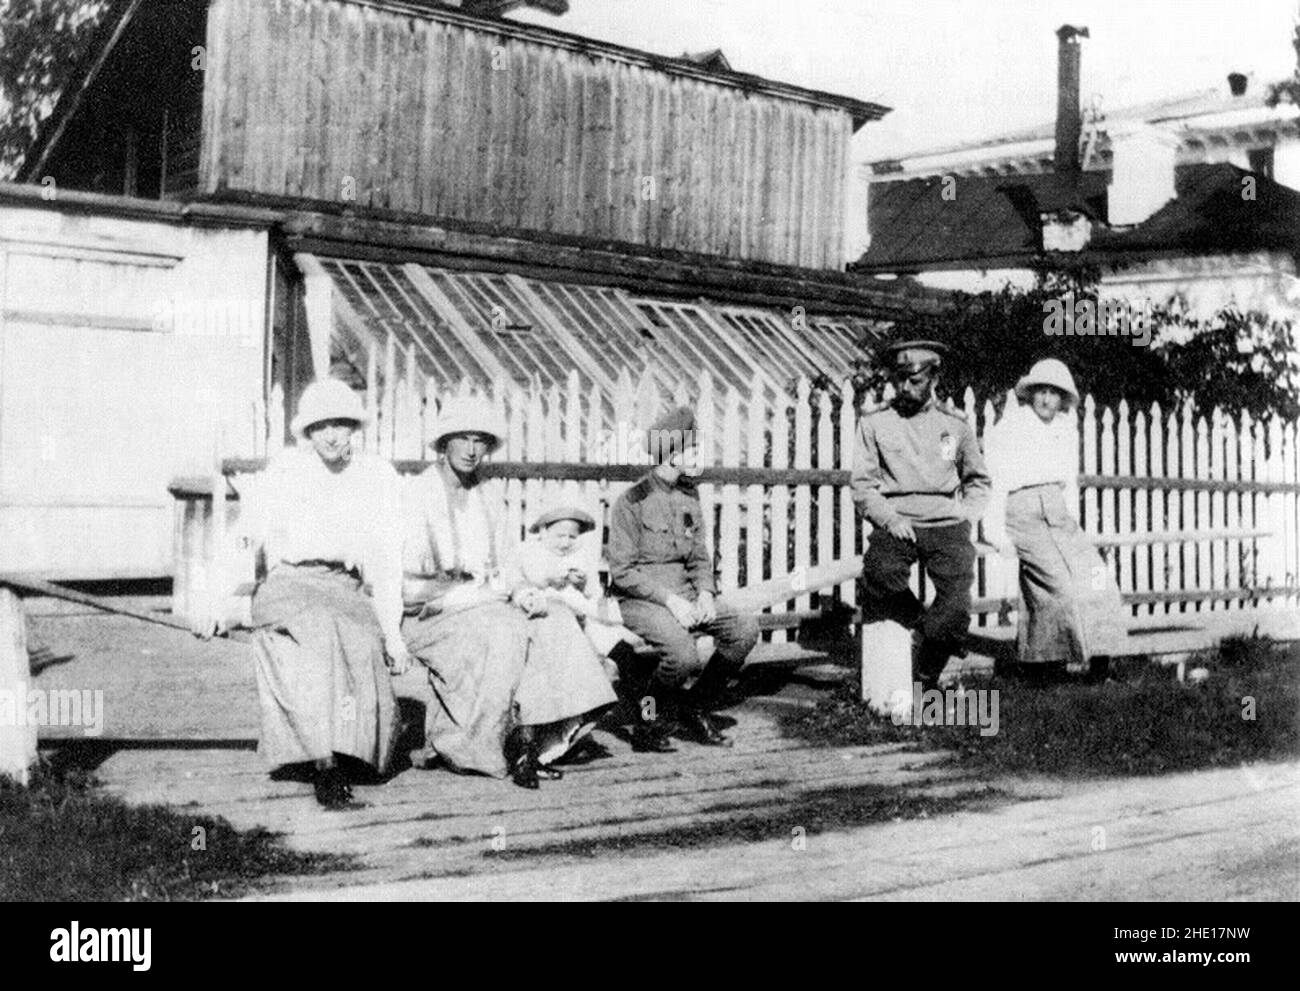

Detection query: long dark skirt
xmin=250 ymin=563 xmax=398 ymax=772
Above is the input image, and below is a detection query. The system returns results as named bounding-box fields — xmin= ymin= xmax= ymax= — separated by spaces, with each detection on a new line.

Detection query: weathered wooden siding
xmin=201 ymin=0 xmax=854 ymax=268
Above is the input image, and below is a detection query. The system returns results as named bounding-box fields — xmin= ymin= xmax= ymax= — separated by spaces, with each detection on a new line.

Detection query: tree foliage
xmin=874 ymin=266 xmax=1299 ymax=424
xmin=0 ymin=0 xmax=109 ymax=178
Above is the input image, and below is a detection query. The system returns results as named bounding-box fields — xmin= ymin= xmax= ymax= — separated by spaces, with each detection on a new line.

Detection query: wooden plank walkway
xmin=22 ymin=600 xmax=1300 ymax=900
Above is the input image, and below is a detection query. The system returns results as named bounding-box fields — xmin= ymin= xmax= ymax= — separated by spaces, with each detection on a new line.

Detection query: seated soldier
xmin=607 ymin=406 xmax=759 ymax=751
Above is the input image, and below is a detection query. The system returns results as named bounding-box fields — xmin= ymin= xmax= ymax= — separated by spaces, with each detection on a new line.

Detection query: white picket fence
xmin=228 ymin=369 xmax=1300 ymax=635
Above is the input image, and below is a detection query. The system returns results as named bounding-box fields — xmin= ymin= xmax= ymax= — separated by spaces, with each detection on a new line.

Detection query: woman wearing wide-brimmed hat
xmin=401 ymin=396 xmax=605 ymax=787
xmin=236 ymin=378 xmax=406 ymax=809
xmin=984 ymin=359 xmax=1125 ymax=676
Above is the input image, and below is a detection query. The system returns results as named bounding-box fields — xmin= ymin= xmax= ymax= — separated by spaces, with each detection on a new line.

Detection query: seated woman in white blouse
xmin=984 ymin=359 xmax=1125 ymax=677
xmin=229 ymin=379 xmax=408 ymax=809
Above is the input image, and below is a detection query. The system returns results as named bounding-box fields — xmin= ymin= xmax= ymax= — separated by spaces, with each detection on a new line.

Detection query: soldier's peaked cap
xmin=884 ymin=339 xmax=948 ymax=371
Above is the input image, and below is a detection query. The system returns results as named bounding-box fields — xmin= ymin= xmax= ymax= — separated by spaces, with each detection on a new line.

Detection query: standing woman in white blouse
xmin=237 ymin=379 xmax=408 ymax=808
xmin=984 ymin=360 xmax=1125 ymax=676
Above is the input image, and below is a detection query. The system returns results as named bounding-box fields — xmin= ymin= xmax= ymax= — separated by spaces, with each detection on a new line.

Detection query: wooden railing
xmin=171 ymin=367 xmax=1300 ymax=641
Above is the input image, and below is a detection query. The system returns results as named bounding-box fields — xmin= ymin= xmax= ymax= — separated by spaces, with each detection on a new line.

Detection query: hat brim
xmin=1015 ymin=378 xmax=1078 ymax=407
xmin=529 ymin=510 xmax=596 ymax=534
xmin=431 ymin=430 xmax=505 ymax=454
xmin=291 ymin=413 xmax=368 ymax=438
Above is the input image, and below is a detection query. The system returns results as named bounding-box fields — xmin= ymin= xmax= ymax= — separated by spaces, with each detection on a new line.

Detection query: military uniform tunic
xmin=852 ymin=400 xmax=991 ymax=528
xmin=608 ymin=473 xmax=714 ymax=604
xmin=608 ymin=471 xmax=757 ymax=700
xmin=852 ymin=398 xmax=992 ymax=684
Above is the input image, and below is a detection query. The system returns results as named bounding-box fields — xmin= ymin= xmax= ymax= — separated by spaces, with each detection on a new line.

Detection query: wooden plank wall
xmin=202 ymin=0 xmax=852 ymax=268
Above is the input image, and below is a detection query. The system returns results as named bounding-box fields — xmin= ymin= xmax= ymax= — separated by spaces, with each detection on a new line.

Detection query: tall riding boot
xmin=505 ymin=726 xmax=540 ymax=789
xmin=672 ymin=687 xmax=732 ymax=747
xmin=629 ymin=683 xmax=676 ymax=754
xmin=916 ymin=639 xmax=954 ymax=691
xmin=686 ymin=653 xmax=742 ymax=715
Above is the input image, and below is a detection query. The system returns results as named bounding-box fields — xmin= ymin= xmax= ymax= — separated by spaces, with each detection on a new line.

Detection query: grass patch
xmin=782 ymin=635 xmax=1300 ymax=778
xmin=482 ymin=781 xmax=1007 ymax=861
xmin=0 ymin=765 xmax=355 ymax=901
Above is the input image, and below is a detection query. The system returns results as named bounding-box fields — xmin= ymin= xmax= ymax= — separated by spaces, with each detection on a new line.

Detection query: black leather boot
xmin=916 ymin=640 xmax=954 ymax=691
xmin=629 ymin=687 xmax=676 ymax=753
xmin=672 ymin=692 xmax=732 ymax=748
xmin=505 ymin=728 xmax=540 ymax=790
xmin=313 ymin=763 xmax=363 ymax=810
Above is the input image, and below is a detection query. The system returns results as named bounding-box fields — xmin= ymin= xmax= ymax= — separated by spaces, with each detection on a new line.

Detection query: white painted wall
xmin=0 ymin=203 xmax=268 ymax=577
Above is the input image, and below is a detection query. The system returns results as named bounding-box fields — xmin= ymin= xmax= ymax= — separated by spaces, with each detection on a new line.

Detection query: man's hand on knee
xmin=693 ymin=590 xmax=717 ymax=625
xmin=664 ymin=593 xmax=696 ymax=630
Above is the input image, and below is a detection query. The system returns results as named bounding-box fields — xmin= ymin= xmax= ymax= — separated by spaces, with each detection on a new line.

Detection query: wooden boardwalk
xmin=22 ymin=598 xmax=1300 ymax=900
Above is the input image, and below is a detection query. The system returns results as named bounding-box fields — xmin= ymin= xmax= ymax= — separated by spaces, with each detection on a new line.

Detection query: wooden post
xmin=769 ymin=391 xmax=789 ymax=643
xmin=838 ymin=378 xmax=857 ymax=613
xmin=503 ymin=383 xmax=525 ymax=543
xmin=1082 ymin=395 xmax=1098 ymax=534
xmin=816 ymin=386 xmax=834 ymax=622
xmin=1284 ymin=423 xmax=1299 ymax=594
xmin=719 ymin=388 xmax=741 ymax=592
xmin=792 ymin=377 xmax=811 ymax=614
xmin=1210 ymin=410 xmax=1226 ymax=610
xmin=364 ymin=341 xmax=379 ymax=454
xmin=1195 ymin=415 xmax=1211 ymax=612
xmin=209 ymin=433 xmax=227 ymax=633
xmin=1179 ymin=406 xmax=1195 ymax=611
xmin=696 ymin=369 xmax=718 ymax=593
xmin=0 ymin=588 xmax=36 ymax=785
xmin=1149 ymin=403 xmax=1165 ymax=617
xmin=1101 ymin=406 xmax=1117 ymax=589
xmin=1117 ymin=400 xmax=1132 ymax=601
xmin=1223 ymin=411 xmax=1240 ymax=608
xmin=860 ymin=619 xmax=912 ymax=714
xmin=381 ymin=331 xmax=398 ymax=460
xmin=295 ymin=253 xmax=335 ymax=381
xmin=1133 ymin=407 xmax=1149 ymax=614
xmin=745 ymin=374 xmax=766 ymax=597
xmin=267 ymin=381 xmax=286 ymax=454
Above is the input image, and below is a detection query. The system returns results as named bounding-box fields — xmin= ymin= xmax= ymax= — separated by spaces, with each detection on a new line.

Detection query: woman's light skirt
xmin=1006 ymin=485 xmax=1127 ymax=666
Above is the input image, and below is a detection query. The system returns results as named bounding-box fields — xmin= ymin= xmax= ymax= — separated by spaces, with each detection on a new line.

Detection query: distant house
xmin=0 ymin=0 xmax=942 ymax=579
xmin=853 ymin=25 xmax=1300 ymax=322
xmin=866 ymin=66 xmax=1300 ymax=188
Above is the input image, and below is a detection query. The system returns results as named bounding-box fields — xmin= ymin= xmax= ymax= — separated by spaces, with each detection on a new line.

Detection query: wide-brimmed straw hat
xmin=529 ymin=505 xmax=597 ymax=535
xmin=291 ymin=379 xmax=370 ymax=438
xmin=1015 ymin=358 xmax=1079 ymax=408
xmin=430 ymin=395 xmax=507 ymax=454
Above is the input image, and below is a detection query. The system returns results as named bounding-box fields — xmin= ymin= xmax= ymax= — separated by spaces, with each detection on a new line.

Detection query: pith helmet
xmin=430 ymin=395 xmax=507 ymax=454
xmin=291 ymin=379 xmax=369 ymax=438
xmin=1015 ymin=358 xmax=1079 ymax=408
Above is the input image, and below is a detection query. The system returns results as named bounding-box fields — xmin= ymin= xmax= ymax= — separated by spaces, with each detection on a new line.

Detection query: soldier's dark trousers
xmin=859 ymin=521 xmax=975 ymax=682
xmin=617 ymin=600 xmax=760 ymax=710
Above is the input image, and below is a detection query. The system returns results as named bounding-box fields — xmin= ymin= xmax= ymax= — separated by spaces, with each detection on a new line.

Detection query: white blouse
xmin=240 ymin=446 xmax=404 ymax=646
xmin=984 ymin=401 xmax=1081 ymax=542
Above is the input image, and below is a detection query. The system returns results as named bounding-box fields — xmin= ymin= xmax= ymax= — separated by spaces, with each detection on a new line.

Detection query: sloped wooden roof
xmin=854 ymin=164 xmax=1300 ymax=272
